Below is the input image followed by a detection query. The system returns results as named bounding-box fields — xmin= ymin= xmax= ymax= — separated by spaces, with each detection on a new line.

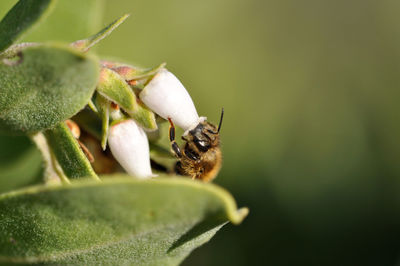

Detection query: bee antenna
xmin=217 ymin=108 xmax=224 ymax=133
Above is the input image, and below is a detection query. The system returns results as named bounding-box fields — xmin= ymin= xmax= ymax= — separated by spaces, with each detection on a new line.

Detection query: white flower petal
xmin=108 ymin=119 xmax=154 ymax=178
xmin=139 ymin=69 xmax=199 ymax=131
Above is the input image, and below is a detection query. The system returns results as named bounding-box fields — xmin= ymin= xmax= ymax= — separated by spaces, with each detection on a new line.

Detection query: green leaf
xmin=97 ymin=68 xmax=138 ymax=111
xmin=72 ymin=14 xmax=130 ymax=52
xmin=0 ymin=44 xmax=99 ymax=134
xmin=43 ymin=122 xmax=99 ymax=181
xmin=0 ymin=135 xmax=42 ymax=193
xmin=97 ymin=67 xmax=157 ymax=130
xmin=112 ymin=62 xmax=166 ymax=82
xmin=0 ymin=176 xmax=247 ymax=265
xmin=0 ymin=0 xmax=54 ymax=53
xmin=94 ymin=93 xmax=110 ymax=150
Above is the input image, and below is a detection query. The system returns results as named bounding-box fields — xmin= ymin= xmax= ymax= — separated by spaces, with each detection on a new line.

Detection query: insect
xmin=168 ymin=109 xmax=224 ymax=182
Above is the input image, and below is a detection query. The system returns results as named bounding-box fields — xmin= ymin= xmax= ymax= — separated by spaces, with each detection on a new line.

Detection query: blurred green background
xmin=2 ymin=0 xmax=400 ymax=265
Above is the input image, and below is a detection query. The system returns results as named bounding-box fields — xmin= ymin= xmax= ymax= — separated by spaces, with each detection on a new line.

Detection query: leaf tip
xmin=121 ymin=13 xmax=131 ymax=21
xmin=230 ymin=207 xmax=249 ymax=225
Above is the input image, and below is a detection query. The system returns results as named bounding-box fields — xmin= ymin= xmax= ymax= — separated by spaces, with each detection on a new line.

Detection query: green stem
xmin=31 ymin=132 xmax=70 ymax=184
xmin=44 ymin=122 xmax=100 ymax=181
xmin=49 ymin=151 xmax=71 ymax=184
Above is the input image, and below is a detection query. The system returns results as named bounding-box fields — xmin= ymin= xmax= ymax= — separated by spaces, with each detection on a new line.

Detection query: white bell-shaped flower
xmin=139 ymin=69 xmax=201 ymax=131
xmin=108 ymin=119 xmax=154 ymax=178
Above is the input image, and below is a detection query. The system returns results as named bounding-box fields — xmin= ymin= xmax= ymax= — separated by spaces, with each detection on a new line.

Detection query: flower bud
xmin=108 ymin=119 xmax=154 ymax=178
xmin=139 ymin=69 xmax=200 ymax=131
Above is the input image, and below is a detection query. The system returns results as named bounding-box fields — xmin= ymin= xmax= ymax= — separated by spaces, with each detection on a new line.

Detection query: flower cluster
xmin=101 ymin=66 xmax=200 ymax=178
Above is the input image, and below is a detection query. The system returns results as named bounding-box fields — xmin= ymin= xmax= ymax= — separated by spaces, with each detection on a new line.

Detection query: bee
xmin=167 ymin=109 xmax=224 ymax=182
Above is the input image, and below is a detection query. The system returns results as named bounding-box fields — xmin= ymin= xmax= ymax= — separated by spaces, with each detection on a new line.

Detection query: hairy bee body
xmin=168 ymin=110 xmax=224 ymax=182
xmin=175 ymin=121 xmax=222 ymax=182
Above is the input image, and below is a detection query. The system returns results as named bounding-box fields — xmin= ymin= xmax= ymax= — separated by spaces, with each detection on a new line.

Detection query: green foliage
xmin=43 ymin=122 xmax=99 ymax=180
xmin=72 ymin=14 xmax=129 ymax=52
xmin=0 ymin=44 xmax=99 ymax=134
xmin=94 ymin=94 xmax=110 ymax=150
xmin=97 ymin=67 xmax=157 ymax=130
xmin=0 ymin=1 xmax=247 ymax=265
xmin=113 ymin=62 xmax=167 ymax=81
xmin=0 ymin=176 xmax=247 ymax=265
xmin=0 ymin=0 xmax=54 ymax=52
xmin=0 ymin=0 xmax=104 ymax=188
xmin=71 ymin=109 xmax=103 ymax=140
xmin=0 ymin=135 xmax=42 ymax=193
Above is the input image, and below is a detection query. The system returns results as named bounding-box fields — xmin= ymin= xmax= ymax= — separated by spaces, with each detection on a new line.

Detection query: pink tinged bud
xmin=112 ymin=66 xmax=138 ymax=80
xmin=108 ymin=119 xmax=154 ymax=178
xmin=139 ymin=69 xmax=200 ymax=131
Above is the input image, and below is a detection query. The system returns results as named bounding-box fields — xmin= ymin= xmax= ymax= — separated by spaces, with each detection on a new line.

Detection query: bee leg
xmin=168 ymin=118 xmax=182 ymax=158
xmin=174 ymin=161 xmax=184 ymax=175
xmin=77 ymin=139 xmax=95 ymax=163
xmin=150 ymin=159 xmax=168 ymax=173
